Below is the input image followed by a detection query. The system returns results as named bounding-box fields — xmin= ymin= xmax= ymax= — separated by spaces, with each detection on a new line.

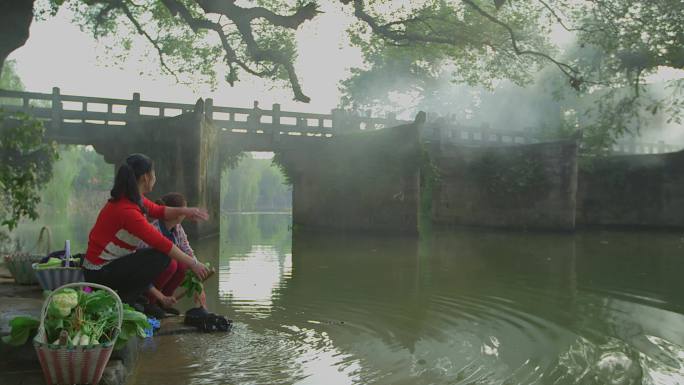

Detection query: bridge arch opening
xmin=219 ymin=151 xmax=293 ymax=244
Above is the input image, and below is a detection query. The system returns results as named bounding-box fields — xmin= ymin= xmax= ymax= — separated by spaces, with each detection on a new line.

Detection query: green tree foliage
xmin=221 ymin=154 xmax=291 ymax=213
xmin=0 ymin=60 xmax=24 ymax=93
xmin=339 ymin=1 xmax=683 ymax=154
xmin=30 ymin=0 xmax=318 ymax=101
xmin=0 ymin=62 xmax=58 ymax=234
xmin=2 ymin=1 xmax=680 ymax=150
xmin=12 ymin=145 xmax=112 ymax=252
xmin=0 ymin=111 xmax=59 ymax=231
xmin=3 ymin=0 xmax=606 ymax=103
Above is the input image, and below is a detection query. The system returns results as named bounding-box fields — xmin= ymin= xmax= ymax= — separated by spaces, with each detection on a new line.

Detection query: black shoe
xmin=184 ymin=307 xmax=232 ymax=332
xmin=208 ymin=313 xmax=232 ymax=332
xmin=131 ymin=302 xmax=145 ymax=313
xmin=161 ymin=306 xmax=180 ymax=316
xmin=144 ymin=303 xmax=167 ymax=319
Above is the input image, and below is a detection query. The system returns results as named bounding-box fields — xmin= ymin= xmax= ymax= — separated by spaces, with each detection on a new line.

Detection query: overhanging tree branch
xmin=117 ymin=0 xmax=182 ymax=83
xmin=461 ymin=0 xmax=583 ymax=88
xmin=162 ymin=0 xmax=314 ymax=102
xmin=349 ymin=0 xmax=469 ymax=46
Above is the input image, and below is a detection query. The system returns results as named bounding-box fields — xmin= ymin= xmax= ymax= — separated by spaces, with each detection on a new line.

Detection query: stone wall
xmin=577 ymin=150 xmax=684 ymax=227
xmin=430 ymin=140 xmax=578 ymax=230
xmin=93 ymin=111 xmax=221 ymax=238
xmin=277 ymin=122 xmax=422 ymax=235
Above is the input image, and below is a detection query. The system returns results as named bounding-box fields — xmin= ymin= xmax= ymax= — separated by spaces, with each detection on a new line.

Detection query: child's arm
xmin=176 ymin=224 xmax=196 ymax=260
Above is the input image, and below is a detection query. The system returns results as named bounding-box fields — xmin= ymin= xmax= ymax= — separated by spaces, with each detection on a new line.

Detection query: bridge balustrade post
xmin=658 ymin=140 xmax=665 ymax=154
xmin=272 ymin=103 xmax=281 ymax=143
xmin=50 ymin=87 xmax=62 ymax=130
xmin=629 ymin=139 xmax=637 ymax=154
xmin=331 ymin=108 xmax=345 ymax=133
xmin=205 ymin=98 xmax=214 ymax=122
xmin=126 ymin=92 xmax=141 ymax=123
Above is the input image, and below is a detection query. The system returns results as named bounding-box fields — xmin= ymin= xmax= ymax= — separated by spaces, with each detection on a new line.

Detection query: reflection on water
xmin=129 ymin=215 xmax=684 ymax=385
xmin=218 ymin=245 xmax=292 ymax=317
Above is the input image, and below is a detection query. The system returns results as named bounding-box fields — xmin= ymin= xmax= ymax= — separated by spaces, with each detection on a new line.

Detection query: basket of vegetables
xmin=33 ymin=283 xmax=123 ymax=385
xmin=32 ymin=252 xmax=84 ymax=291
xmin=3 ymin=253 xmax=43 ymax=285
xmin=4 ymin=226 xmax=52 ymax=285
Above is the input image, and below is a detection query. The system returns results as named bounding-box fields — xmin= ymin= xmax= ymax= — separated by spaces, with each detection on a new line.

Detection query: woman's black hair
xmin=110 ymin=153 xmax=154 ymax=213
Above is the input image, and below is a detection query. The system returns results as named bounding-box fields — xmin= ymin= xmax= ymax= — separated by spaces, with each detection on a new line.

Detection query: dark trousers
xmin=84 ymin=248 xmax=170 ymax=305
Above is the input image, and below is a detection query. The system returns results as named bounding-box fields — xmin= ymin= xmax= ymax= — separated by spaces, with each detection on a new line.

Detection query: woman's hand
xmin=159 ymin=295 xmax=177 ymax=309
xmin=185 ymin=207 xmax=209 ymax=221
xmin=191 ymin=260 xmax=209 ymax=280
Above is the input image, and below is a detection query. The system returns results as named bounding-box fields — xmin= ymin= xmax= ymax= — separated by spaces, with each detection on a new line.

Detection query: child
xmin=139 ymin=192 xmax=208 ymax=317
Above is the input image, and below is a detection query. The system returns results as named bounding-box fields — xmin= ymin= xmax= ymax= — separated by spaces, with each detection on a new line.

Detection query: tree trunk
xmin=0 ymin=0 xmax=35 ymax=75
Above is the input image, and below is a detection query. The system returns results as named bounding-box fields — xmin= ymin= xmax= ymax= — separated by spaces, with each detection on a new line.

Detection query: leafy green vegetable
xmin=3 ymin=287 xmax=151 ymax=350
xmin=180 ymin=262 xmax=210 ymax=299
xmin=35 ymin=257 xmax=63 ymax=270
xmin=1 ymin=316 xmax=39 ymax=346
xmin=114 ymin=304 xmax=151 ymax=350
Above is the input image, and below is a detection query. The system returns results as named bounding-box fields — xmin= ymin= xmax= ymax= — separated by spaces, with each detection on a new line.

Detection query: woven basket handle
xmin=38 ymin=282 xmax=124 ymax=341
xmin=31 ymin=226 xmax=52 ymax=256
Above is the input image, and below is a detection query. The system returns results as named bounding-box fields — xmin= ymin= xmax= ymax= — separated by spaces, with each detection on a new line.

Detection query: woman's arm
xmin=165 ymin=206 xmax=209 ymax=222
xmin=168 ymin=245 xmax=209 ymax=279
xmin=148 ymin=286 xmax=177 ymax=308
xmin=141 ymin=197 xmax=208 ymax=222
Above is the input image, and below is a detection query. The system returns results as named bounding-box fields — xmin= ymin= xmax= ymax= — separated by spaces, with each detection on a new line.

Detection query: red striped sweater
xmin=84 ymin=197 xmax=173 ymax=270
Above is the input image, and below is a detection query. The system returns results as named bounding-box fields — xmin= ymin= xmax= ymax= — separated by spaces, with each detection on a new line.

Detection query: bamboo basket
xmin=32 ymin=264 xmax=85 ymax=291
xmin=4 ymin=253 xmax=42 ymax=285
xmin=3 ymin=226 xmax=52 ymax=285
xmin=33 ymin=282 xmax=122 ymax=385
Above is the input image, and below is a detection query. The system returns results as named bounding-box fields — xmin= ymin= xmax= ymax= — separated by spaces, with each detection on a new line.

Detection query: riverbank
xmin=0 ymin=246 xmax=218 ymax=385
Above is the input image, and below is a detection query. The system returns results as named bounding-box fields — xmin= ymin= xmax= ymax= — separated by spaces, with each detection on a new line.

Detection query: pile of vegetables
xmin=2 ymin=287 xmax=151 ymax=350
xmin=34 ymin=256 xmax=82 ymax=269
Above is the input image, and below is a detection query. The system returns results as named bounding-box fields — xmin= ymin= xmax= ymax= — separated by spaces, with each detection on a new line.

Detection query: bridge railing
xmin=611 ymin=140 xmax=679 ymax=155
xmin=2 ymin=88 xmax=679 ymax=154
xmin=0 ymin=88 xmax=407 ymax=138
xmin=424 ymin=124 xmax=537 ymax=145
xmin=423 ymin=121 xmax=681 ymax=154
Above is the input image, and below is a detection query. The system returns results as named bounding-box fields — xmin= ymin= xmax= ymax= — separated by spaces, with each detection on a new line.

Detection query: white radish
xmin=71 ymin=331 xmax=81 ymax=346
xmin=79 ymin=334 xmax=90 ymax=346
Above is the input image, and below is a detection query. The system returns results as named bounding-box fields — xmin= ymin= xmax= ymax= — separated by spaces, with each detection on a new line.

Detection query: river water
xmin=127 ymin=213 xmax=684 ymax=385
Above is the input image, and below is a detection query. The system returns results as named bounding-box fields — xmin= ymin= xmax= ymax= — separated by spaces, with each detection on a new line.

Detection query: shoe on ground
xmin=183 ymin=307 xmax=232 ymax=332
xmin=131 ymin=302 xmax=145 ymax=313
xmin=161 ymin=306 xmax=180 ymax=316
xmin=144 ymin=303 xmax=167 ymax=319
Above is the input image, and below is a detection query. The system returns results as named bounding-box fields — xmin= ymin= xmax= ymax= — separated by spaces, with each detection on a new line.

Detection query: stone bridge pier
xmin=276 ymin=121 xmax=423 ymax=235
xmin=93 ymin=109 xmax=221 ymax=239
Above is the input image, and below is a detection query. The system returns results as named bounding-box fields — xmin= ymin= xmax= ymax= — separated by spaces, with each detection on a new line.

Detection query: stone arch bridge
xmin=0 ymin=88 xmax=423 ymax=238
xmin=4 ymin=88 xmax=684 ymax=235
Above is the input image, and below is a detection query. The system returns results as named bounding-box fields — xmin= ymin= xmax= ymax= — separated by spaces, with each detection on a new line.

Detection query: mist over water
xmin=128 ymin=214 xmax=684 ymax=385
